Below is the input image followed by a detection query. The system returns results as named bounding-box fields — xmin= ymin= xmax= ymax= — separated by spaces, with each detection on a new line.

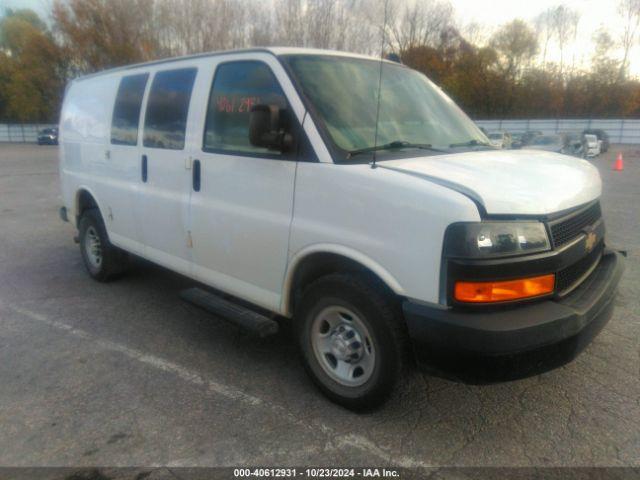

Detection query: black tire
xmin=295 ymin=273 xmax=409 ymax=410
xmin=78 ymin=208 xmax=128 ymax=281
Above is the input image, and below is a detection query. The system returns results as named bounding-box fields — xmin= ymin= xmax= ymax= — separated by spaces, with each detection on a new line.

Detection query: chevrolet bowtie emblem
xmin=585 ymin=231 xmax=597 ymax=253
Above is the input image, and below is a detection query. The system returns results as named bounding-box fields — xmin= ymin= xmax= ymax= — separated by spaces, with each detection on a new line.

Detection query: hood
xmin=379 ymin=149 xmax=601 ymax=215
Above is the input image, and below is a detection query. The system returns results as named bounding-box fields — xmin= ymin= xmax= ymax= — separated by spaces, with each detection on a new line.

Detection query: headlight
xmin=444 ymin=221 xmax=550 ymax=259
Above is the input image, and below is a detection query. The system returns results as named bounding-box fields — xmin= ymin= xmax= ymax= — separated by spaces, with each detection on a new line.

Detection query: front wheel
xmin=295 ymin=274 xmax=408 ymax=410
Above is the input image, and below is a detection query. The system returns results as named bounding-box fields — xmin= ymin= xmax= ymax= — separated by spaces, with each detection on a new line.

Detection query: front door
xmin=189 ymin=59 xmax=297 ymax=312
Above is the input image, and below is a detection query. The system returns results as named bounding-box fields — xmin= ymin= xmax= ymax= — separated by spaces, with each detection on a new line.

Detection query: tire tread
xmin=78 ymin=208 xmax=128 ymax=282
xmin=296 ymin=273 xmax=410 ymax=410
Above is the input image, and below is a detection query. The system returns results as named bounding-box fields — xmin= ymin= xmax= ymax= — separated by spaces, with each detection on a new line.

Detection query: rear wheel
xmin=78 ymin=208 xmax=128 ymax=281
xmin=295 ymin=274 xmax=408 ymax=410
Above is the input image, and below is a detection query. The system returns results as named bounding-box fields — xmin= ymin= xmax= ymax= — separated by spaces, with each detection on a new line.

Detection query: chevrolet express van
xmin=59 ymin=48 xmax=623 ymax=409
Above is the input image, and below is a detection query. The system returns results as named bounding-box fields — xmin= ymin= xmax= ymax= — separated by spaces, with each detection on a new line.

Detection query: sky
xmin=456 ymin=0 xmax=640 ymax=75
xmin=2 ymin=0 xmax=638 ymax=75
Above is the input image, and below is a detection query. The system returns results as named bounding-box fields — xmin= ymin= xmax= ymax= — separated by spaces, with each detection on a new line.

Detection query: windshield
xmin=282 ymin=55 xmax=487 ymax=160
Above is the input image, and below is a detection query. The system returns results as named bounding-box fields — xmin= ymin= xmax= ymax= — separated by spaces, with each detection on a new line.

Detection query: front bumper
xmin=403 ymin=249 xmax=624 ymax=383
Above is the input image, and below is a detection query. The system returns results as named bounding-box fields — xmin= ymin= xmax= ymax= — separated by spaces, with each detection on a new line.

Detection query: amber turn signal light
xmin=454 ymin=274 xmax=555 ymax=303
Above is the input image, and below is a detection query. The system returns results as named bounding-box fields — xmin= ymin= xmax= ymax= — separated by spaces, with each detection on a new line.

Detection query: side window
xmin=111 ymin=73 xmax=148 ymax=146
xmin=203 ymin=61 xmax=288 ymax=155
xmin=143 ymin=68 xmax=197 ymax=150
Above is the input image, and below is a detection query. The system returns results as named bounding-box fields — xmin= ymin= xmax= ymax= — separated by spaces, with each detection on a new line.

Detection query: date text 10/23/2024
xmin=233 ymin=468 xmax=401 ymax=478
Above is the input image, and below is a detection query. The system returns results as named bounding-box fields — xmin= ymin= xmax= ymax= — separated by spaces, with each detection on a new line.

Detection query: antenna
xmin=371 ymin=0 xmax=389 ymax=169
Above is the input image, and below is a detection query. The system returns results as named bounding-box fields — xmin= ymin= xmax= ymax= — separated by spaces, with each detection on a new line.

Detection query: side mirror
xmin=249 ymin=104 xmax=293 ymax=152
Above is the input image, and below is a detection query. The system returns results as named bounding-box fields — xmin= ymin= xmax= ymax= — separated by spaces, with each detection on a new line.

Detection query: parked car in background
xmin=487 ymin=131 xmax=512 ymax=149
xmin=510 ymin=132 xmax=525 ymax=149
xmin=520 ymin=130 xmax=542 ymax=147
xmin=583 ymin=129 xmax=609 ymax=153
xmin=562 ymin=132 xmax=585 ymax=157
xmin=37 ymin=127 xmax=58 ymax=145
xmin=583 ymin=134 xmax=601 ymax=158
xmin=522 ymin=134 xmax=566 ymax=153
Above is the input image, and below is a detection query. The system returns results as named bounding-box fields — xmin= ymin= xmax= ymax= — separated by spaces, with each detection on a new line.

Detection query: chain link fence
xmin=1 ymin=119 xmax=639 ymax=144
xmin=474 ymin=118 xmax=640 ymax=144
xmin=0 ymin=124 xmax=57 ymax=143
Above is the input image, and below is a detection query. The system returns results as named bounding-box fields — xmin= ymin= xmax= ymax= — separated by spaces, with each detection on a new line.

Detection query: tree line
xmin=1 ymin=0 xmax=639 ymax=123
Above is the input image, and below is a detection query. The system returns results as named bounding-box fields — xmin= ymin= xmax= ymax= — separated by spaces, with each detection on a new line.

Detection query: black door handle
xmin=193 ymin=159 xmax=201 ymax=192
xmin=141 ymin=154 xmax=148 ymax=183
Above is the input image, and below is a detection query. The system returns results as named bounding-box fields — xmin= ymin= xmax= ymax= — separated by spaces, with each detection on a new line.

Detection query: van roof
xmin=72 ymin=47 xmax=388 ymax=83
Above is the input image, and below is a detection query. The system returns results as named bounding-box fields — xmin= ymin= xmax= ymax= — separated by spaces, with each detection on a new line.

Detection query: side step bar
xmin=180 ymin=287 xmax=279 ymax=338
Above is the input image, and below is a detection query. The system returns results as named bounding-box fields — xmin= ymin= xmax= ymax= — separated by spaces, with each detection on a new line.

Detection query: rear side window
xmin=143 ymin=68 xmax=197 ymax=150
xmin=203 ymin=61 xmax=288 ymax=155
xmin=111 ymin=73 xmax=149 ymax=146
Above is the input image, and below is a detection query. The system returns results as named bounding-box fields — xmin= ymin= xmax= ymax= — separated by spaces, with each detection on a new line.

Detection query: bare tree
xmin=387 ymin=0 xmax=454 ymax=54
xmin=550 ymin=4 xmax=580 ymax=75
xmin=490 ymin=19 xmax=538 ymax=80
xmin=592 ymin=26 xmax=620 ymax=83
xmin=306 ymin=0 xmax=338 ymax=49
xmin=571 ymin=14 xmax=580 ymax=73
xmin=338 ymin=0 xmax=381 ymax=54
xmin=249 ymin=6 xmax=274 ymax=47
xmin=618 ymin=0 xmax=640 ymax=79
xmin=277 ymin=0 xmax=305 ymax=46
xmin=152 ymin=0 xmax=250 ymax=55
xmin=534 ymin=7 xmax=554 ymax=67
xmin=462 ymin=21 xmax=490 ymax=47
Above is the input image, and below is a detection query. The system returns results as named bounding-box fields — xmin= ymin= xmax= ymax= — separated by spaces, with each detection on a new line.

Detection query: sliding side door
xmin=137 ymin=67 xmax=198 ymax=274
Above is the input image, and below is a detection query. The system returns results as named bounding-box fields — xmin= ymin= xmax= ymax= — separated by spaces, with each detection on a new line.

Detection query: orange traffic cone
xmin=613 ymin=152 xmax=624 ymax=171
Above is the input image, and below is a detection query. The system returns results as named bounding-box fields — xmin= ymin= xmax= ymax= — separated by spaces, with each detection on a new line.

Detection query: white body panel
xmin=59 ymin=47 xmax=603 ymax=317
xmin=380 ymin=150 xmax=601 ymax=215
xmin=59 ymin=74 xmax=118 ymax=221
xmin=286 ymin=162 xmax=480 ymax=308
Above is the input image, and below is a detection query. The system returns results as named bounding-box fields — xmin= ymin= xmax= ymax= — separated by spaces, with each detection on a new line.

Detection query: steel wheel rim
xmin=310 ymin=305 xmax=376 ymax=387
xmin=84 ymin=226 xmax=102 ymax=269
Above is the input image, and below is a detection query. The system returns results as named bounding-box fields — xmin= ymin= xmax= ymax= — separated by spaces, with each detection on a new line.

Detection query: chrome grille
xmin=550 ymin=202 xmax=602 ymax=248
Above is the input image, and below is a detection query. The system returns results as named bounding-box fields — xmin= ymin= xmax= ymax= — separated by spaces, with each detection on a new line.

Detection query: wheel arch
xmin=74 ymin=187 xmax=102 ymax=227
xmin=281 ymin=245 xmax=404 ymax=317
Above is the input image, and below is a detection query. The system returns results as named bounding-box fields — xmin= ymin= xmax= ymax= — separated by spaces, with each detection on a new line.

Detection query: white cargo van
xmin=59 ymin=48 xmax=623 ymax=409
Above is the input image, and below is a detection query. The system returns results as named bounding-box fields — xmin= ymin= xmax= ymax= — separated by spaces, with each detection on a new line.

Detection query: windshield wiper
xmin=347 ymin=140 xmax=446 ymax=159
xmin=449 ymin=139 xmax=493 ymax=148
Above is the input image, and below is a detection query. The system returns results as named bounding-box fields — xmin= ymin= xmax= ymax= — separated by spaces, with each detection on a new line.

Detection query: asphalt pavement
xmin=0 ymin=143 xmax=638 ymax=477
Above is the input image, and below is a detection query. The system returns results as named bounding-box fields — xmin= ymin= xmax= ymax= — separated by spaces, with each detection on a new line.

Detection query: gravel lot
xmin=0 ymin=143 xmax=638 ymax=476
